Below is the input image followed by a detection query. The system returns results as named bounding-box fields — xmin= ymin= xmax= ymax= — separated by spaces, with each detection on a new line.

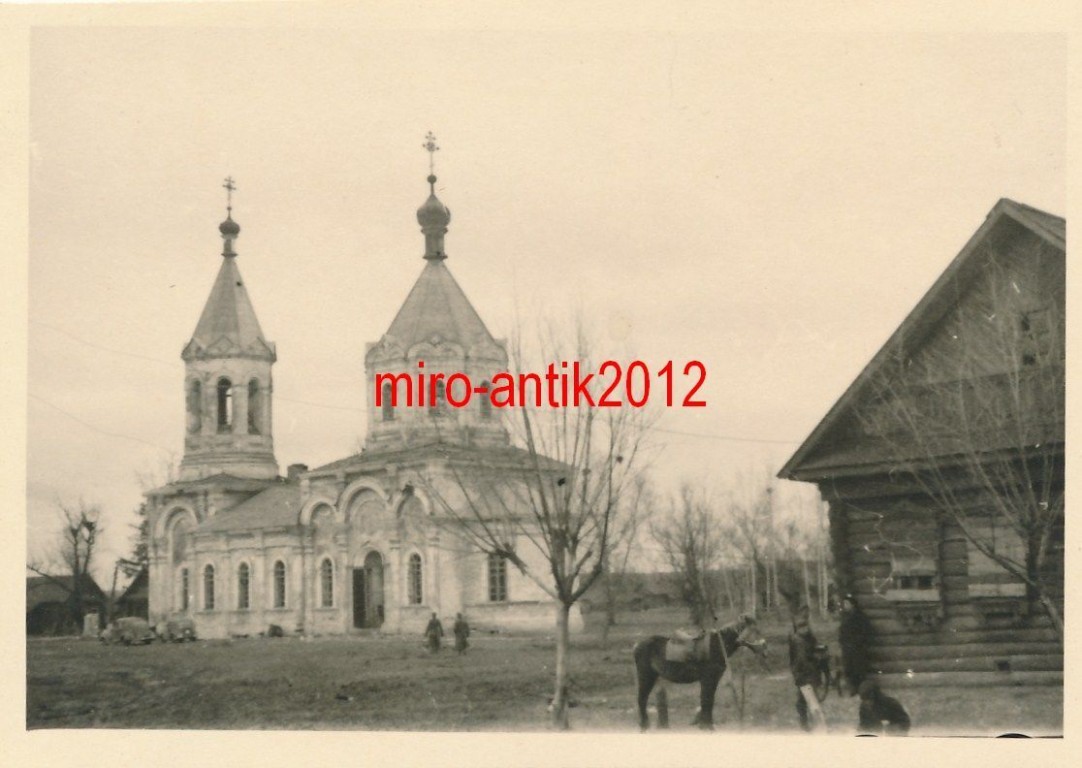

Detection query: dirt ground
xmin=26 ymin=608 xmax=1061 ymax=734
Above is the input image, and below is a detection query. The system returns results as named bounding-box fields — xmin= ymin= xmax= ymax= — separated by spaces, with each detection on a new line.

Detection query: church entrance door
xmin=353 ymin=551 xmax=385 ymax=629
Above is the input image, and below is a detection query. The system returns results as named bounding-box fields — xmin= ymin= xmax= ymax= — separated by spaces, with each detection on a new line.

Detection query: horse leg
xmin=656 ymin=682 xmax=669 ymax=729
xmin=636 ymin=666 xmax=655 ymax=731
xmin=698 ymin=673 xmax=721 ymax=730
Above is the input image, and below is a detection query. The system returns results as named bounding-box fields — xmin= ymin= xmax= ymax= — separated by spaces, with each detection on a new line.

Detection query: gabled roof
xmin=26 ymin=574 xmax=106 ymax=611
xmin=381 ymin=259 xmax=498 ymax=352
xmin=195 ymin=483 xmax=302 ymax=533
xmin=779 ymin=199 xmax=1064 ymax=482
xmin=183 ymin=255 xmax=274 ymax=360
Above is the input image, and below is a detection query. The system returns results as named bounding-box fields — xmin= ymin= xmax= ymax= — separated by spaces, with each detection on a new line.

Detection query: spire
xmin=183 ymin=180 xmax=274 ymax=362
xmin=219 ymin=176 xmax=240 ymax=257
xmin=417 ymin=132 xmax=451 ymax=260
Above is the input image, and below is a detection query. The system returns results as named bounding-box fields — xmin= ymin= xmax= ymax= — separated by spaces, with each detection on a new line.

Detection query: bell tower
xmin=179 ymin=178 xmax=279 ymax=481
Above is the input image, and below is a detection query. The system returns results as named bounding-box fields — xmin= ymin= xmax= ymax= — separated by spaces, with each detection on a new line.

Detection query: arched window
xmin=320 ymin=558 xmax=334 ymax=608
xmin=203 ymin=564 xmax=215 ymax=610
xmin=237 ymin=563 xmax=250 ymax=610
xmin=273 ymin=560 xmax=286 ymax=608
xmin=171 ymin=517 xmax=191 ymax=564
xmin=408 ymin=553 xmax=423 ymax=605
xmin=487 ymin=553 xmax=508 ymax=602
xmin=382 ymin=382 xmax=395 ymax=421
xmin=431 ymin=380 xmax=445 ymax=411
xmin=247 ymin=379 xmax=261 ymax=434
xmin=187 ymin=380 xmax=202 ymax=434
xmin=479 ymin=380 xmax=492 ymax=420
xmin=179 ymin=567 xmax=190 ymax=611
xmin=217 ymin=378 xmax=233 ymax=432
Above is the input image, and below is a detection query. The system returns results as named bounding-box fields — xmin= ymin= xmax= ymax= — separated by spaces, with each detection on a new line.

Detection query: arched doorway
xmin=352 ymin=551 xmax=385 ymax=629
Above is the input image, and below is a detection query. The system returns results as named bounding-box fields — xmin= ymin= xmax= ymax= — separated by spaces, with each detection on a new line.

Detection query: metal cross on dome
xmin=222 ymin=176 xmax=236 ymax=213
xmin=423 ymin=132 xmax=439 ymax=174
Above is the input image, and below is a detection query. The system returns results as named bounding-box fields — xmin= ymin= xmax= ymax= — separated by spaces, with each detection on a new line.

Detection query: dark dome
xmin=416 ymin=194 xmax=451 ymax=231
xmin=219 ymin=216 xmax=240 ymax=236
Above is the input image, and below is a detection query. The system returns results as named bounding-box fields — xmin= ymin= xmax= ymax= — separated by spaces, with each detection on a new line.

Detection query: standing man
xmin=424 ymin=612 xmax=444 ymax=653
xmin=838 ymin=593 xmax=874 ymax=695
xmin=789 ymin=604 xmax=828 ymax=732
xmin=453 ymin=612 xmax=470 ymax=655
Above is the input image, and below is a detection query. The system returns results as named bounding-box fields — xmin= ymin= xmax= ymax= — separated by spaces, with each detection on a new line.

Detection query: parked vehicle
xmin=156 ymin=617 xmax=198 ymax=642
xmin=100 ymin=617 xmax=156 ymax=645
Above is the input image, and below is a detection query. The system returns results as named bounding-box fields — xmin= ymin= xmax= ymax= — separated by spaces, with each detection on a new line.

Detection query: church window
xmin=408 ymin=553 xmax=423 ymax=605
xmin=179 ymin=567 xmax=190 ymax=611
xmin=247 ymin=379 xmax=261 ymax=434
xmin=487 ymin=553 xmax=508 ymax=602
xmin=382 ymin=382 xmax=395 ymax=421
xmin=237 ymin=563 xmax=250 ymax=610
xmin=171 ymin=516 xmax=191 ymax=564
xmin=320 ymin=558 xmax=334 ymax=608
xmin=480 ymin=381 xmax=492 ymax=420
xmin=217 ymin=378 xmax=233 ymax=432
xmin=187 ymin=380 xmax=202 ymax=434
xmin=203 ymin=565 xmax=215 ymax=610
xmin=273 ymin=560 xmax=287 ymax=608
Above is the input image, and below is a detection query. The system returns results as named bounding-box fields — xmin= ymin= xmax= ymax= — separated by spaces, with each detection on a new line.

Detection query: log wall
xmin=821 ymin=481 xmax=1062 ymax=683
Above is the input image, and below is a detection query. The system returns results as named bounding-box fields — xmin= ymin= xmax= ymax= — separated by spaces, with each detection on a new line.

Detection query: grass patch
xmin=26 ymin=609 xmax=1061 ymax=734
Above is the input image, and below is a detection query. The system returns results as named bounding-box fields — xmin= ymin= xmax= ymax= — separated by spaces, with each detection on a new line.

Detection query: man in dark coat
xmin=789 ymin=604 xmax=827 ymax=732
xmin=858 ymin=679 xmax=911 ymax=735
xmin=453 ymin=613 xmax=470 ymax=655
xmin=838 ymin=593 xmax=874 ymax=695
xmin=424 ymin=612 xmax=444 ymax=653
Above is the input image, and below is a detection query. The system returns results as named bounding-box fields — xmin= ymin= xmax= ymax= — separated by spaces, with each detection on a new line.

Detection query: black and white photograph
xmin=6 ymin=2 xmax=1073 ymax=765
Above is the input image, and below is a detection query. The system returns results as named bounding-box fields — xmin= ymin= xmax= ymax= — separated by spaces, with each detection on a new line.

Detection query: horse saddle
xmin=665 ymin=628 xmax=708 ymax=663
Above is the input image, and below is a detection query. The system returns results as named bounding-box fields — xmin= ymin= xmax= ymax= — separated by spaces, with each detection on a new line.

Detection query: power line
xmin=651 ymin=425 xmax=799 ymax=445
xmin=29 ymin=393 xmax=172 ymax=453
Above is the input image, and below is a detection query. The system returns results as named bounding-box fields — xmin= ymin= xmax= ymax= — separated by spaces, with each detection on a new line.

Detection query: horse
xmin=633 ymin=613 xmax=767 ymax=731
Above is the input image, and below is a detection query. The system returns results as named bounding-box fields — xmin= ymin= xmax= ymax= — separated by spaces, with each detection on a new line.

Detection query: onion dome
xmin=417 ymin=174 xmax=451 ymax=260
xmin=219 ymin=215 xmax=240 ymax=237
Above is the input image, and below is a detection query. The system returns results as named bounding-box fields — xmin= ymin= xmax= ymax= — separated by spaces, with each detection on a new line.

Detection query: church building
xmin=145 ymin=154 xmax=579 ymax=639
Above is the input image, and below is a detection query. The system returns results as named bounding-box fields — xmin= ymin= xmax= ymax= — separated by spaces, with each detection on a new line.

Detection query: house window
xmin=187 ymin=380 xmax=202 ymax=434
xmin=237 ymin=563 xmax=250 ymax=610
xmin=965 ymin=516 xmax=1027 ymax=599
xmin=320 ymin=558 xmax=334 ymax=608
xmin=408 ymin=553 xmax=423 ymax=605
xmin=179 ymin=567 xmax=190 ymax=611
xmin=886 ymin=553 xmax=939 ymax=598
xmin=488 ymin=553 xmax=508 ymax=602
xmin=273 ymin=560 xmax=287 ymax=608
xmin=382 ymin=382 xmax=395 ymax=421
xmin=203 ymin=565 xmax=215 ymax=610
xmin=247 ymin=379 xmax=261 ymax=434
xmin=217 ymin=378 xmax=233 ymax=432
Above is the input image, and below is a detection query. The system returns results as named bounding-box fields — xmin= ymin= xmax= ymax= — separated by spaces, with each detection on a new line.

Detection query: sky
xmin=24 ymin=20 xmax=1065 ymax=583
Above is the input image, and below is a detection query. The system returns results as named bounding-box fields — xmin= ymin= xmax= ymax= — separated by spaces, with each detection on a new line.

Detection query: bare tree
xmin=718 ymin=472 xmax=776 ymax=615
xmin=422 ymin=319 xmax=654 ymax=729
xmin=650 ymin=482 xmax=724 ymax=626
xmin=28 ymin=500 xmax=103 ymax=631
xmin=856 ymin=240 xmax=1064 ymax=641
xmin=598 ymin=475 xmax=651 ymax=644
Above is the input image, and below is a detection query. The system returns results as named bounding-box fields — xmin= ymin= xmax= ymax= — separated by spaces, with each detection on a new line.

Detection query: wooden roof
xmin=779 ymin=199 xmax=1064 ymax=483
